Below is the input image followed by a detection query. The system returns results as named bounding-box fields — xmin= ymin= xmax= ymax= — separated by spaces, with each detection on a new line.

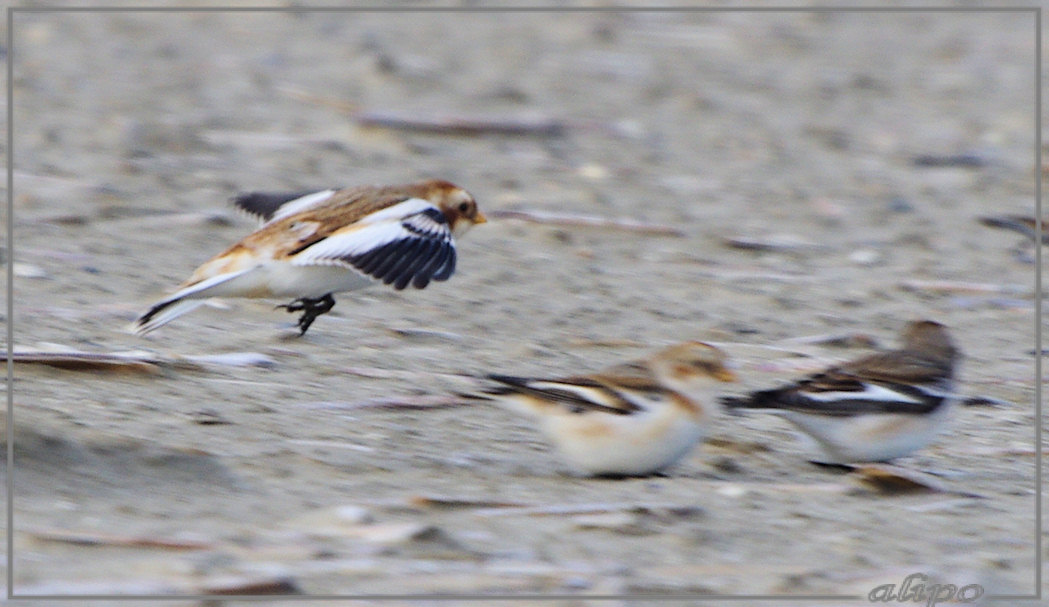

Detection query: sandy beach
xmin=5 ymin=7 xmax=1040 ymax=604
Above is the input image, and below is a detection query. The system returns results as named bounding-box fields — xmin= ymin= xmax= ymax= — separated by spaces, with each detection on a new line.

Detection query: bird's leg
xmin=276 ymin=293 xmax=335 ymax=335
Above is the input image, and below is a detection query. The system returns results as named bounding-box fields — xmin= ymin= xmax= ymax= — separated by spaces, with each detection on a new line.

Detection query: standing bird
xmin=720 ymin=320 xmax=960 ymax=464
xmin=478 ymin=342 xmax=736 ymax=477
xmin=132 ymin=179 xmax=486 ymax=335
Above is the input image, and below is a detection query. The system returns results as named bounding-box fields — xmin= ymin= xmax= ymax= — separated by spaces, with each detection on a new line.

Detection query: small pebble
xmin=13 ymin=262 xmax=48 ymax=279
xmin=716 ymin=484 xmax=748 ymax=498
xmin=912 ymin=153 xmax=987 ymax=168
xmin=849 ymin=248 xmax=881 ymax=266
xmin=888 ymin=196 xmax=913 ymax=213
xmin=577 ymin=163 xmax=609 ymax=180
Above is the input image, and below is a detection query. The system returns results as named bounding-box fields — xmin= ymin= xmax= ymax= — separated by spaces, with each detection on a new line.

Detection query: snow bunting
xmin=132 ymin=179 xmax=486 ymax=335
xmin=479 ymin=342 xmax=736 ymax=477
xmin=720 ymin=320 xmax=960 ymax=464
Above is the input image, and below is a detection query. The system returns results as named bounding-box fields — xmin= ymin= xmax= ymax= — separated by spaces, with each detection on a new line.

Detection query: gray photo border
xmin=5 ymin=4 xmax=1043 ymax=602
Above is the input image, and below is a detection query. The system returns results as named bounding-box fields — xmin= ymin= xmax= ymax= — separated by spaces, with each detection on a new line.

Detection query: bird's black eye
xmin=458 ymin=201 xmax=470 ymax=214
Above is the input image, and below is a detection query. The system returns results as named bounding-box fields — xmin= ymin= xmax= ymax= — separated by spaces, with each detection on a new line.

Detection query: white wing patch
xmin=291 ymin=220 xmax=410 ymax=261
xmin=805 ymin=383 xmax=922 ymax=404
xmin=265 ymin=189 xmax=338 ymax=225
xmin=355 ymin=197 xmax=437 ymax=225
xmin=527 ymin=381 xmax=630 ymax=412
xmin=289 ymin=198 xmax=456 ymax=290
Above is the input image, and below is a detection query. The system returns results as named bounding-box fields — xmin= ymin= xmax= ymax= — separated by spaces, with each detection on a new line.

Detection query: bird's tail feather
xmin=131 ymin=299 xmax=206 ymax=335
xmin=718 ymin=394 xmax=778 ymax=415
xmin=130 ymin=268 xmax=254 ymax=335
xmin=719 ymin=396 xmax=748 ymax=408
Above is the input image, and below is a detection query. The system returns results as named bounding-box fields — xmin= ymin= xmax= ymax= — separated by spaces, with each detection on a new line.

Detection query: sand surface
xmin=5 ymin=7 xmax=1041 ymax=604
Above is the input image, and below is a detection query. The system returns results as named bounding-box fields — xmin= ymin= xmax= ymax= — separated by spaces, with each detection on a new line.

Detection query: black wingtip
xmin=484 ymin=373 xmax=535 ymax=393
xmin=718 ymin=395 xmax=747 ymax=408
xmin=431 ymin=247 xmax=457 ymax=282
xmin=486 ymin=373 xmax=525 ymax=385
xmin=453 ymin=390 xmax=490 ymax=402
xmin=718 ymin=395 xmax=757 ymax=414
xmin=232 ymin=190 xmax=328 ymax=221
xmin=718 ymin=394 xmax=785 ymax=416
xmin=231 ymin=192 xmax=281 ymax=221
xmin=414 ymin=244 xmax=453 ymax=287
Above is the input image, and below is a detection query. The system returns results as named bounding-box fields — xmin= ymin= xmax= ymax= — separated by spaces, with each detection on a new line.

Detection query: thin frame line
xmin=5 ymin=5 xmax=1042 ymax=601
xmin=8 ymin=594 xmax=864 ymax=601
xmin=6 ymin=5 xmax=1044 ymax=13
xmin=1034 ymin=6 xmax=1044 ymax=602
xmin=6 ymin=4 xmax=14 ymax=603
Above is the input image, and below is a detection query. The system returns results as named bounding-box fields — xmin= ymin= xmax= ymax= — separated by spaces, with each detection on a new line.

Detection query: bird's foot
xmin=276 ymin=293 xmax=335 ymax=335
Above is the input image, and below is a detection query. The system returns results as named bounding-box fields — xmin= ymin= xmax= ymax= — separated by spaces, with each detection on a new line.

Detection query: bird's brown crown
xmin=652 ymin=341 xmax=737 ymax=383
xmin=407 ymin=179 xmax=486 ymax=230
xmin=900 ymin=320 xmax=959 ymax=365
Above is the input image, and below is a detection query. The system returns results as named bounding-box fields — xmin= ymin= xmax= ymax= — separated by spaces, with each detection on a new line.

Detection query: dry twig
xmin=490 ymin=208 xmax=684 ymax=236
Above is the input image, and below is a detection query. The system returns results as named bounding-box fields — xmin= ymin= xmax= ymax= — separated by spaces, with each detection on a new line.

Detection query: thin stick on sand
xmin=489 ymin=208 xmax=685 ymax=236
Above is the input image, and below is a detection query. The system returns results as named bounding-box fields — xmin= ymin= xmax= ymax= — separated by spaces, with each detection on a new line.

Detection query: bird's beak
xmin=715 ymin=368 xmax=737 ymax=383
xmin=474 ymin=211 xmax=488 ymax=225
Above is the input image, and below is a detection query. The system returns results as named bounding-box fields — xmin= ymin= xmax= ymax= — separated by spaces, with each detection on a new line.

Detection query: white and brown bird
xmin=132 ymin=179 xmax=486 ymax=335
xmin=479 ymin=342 xmax=737 ymax=477
xmin=720 ymin=320 xmax=960 ymax=464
